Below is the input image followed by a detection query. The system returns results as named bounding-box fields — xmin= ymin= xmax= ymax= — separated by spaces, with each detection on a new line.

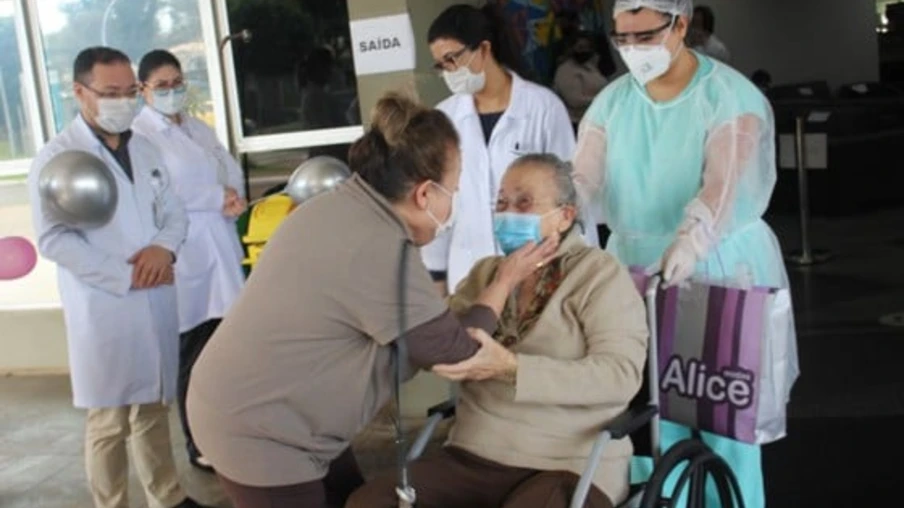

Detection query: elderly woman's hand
xmin=494 ymin=236 xmax=560 ymax=290
xmin=432 ymin=328 xmax=517 ymax=382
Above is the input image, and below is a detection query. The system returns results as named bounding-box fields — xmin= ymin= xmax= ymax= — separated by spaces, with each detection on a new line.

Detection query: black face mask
xmin=573 ymin=51 xmax=593 ymax=64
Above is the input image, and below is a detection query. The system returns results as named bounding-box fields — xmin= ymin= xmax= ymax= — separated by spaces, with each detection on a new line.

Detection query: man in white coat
xmin=688 ymin=5 xmax=731 ymax=63
xmin=27 ymin=47 xmax=208 ymax=508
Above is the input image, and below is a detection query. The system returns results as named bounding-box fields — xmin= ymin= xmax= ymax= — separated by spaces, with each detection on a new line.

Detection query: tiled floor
xmin=761 ymin=206 xmax=903 ymax=506
xmin=2 ymin=205 xmax=903 ymax=507
xmin=0 ymin=376 xmax=447 ymax=507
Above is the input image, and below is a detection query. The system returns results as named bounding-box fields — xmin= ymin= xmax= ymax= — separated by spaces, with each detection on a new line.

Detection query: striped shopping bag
xmin=629 ymin=268 xmax=795 ymax=445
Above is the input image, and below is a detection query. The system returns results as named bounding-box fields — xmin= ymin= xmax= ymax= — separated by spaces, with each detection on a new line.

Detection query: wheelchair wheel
xmin=638 ymin=438 xmax=745 ymax=508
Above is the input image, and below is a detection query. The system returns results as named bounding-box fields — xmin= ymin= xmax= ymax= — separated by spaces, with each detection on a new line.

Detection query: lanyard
xmin=393 ymin=239 xmax=416 ymax=507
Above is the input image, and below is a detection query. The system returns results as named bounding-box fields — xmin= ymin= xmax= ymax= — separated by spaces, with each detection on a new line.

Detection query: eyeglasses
xmin=144 ymin=78 xmax=186 ymax=92
xmin=432 ymin=46 xmax=472 ymax=73
xmin=610 ymin=18 xmax=674 ymax=46
xmin=495 ymin=195 xmax=560 ymax=213
xmin=78 ymin=82 xmax=139 ymax=100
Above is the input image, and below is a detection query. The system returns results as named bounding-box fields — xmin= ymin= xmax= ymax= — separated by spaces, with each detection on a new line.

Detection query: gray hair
xmin=509 ymin=153 xmax=584 ymax=232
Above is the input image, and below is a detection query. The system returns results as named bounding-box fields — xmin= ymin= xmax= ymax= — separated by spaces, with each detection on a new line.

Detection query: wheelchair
xmin=396 ymin=275 xmax=746 ymax=508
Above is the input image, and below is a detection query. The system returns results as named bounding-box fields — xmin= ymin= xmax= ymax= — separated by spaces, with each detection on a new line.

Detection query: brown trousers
xmin=346 ymin=447 xmax=613 ymax=508
xmin=218 ymin=447 xmax=365 ymax=508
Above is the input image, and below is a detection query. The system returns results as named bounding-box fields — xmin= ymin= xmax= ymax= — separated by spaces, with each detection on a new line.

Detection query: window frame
xmin=0 ymin=0 xmax=366 ymax=179
xmin=211 ymin=0 xmax=363 ymax=156
xmin=0 ymin=0 xmax=47 ymax=177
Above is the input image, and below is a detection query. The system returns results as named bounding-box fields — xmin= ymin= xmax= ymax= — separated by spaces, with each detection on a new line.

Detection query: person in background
xmin=27 ymin=46 xmax=207 ymax=508
xmin=549 ymin=9 xmax=582 ymax=80
xmin=186 ymin=93 xmax=558 ymax=508
xmin=423 ymin=3 xmax=599 ymax=296
xmin=554 ymin=32 xmax=609 ymax=132
xmin=751 ymin=69 xmax=772 ymax=94
xmin=688 ymin=4 xmax=731 ymax=63
xmin=298 ymin=47 xmax=350 ymax=162
xmin=550 ymin=10 xmax=617 ymax=80
xmin=347 ymin=154 xmax=648 ymax=508
xmin=298 ymin=47 xmax=346 ymax=131
xmin=132 ymin=49 xmax=247 ymax=474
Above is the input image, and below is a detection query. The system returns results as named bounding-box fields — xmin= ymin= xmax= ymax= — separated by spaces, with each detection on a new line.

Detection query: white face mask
xmin=426 ymin=182 xmax=457 ymax=235
xmin=442 ymin=52 xmax=486 ymax=95
xmin=95 ymin=97 xmax=139 ymax=134
xmin=151 ymin=87 xmax=187 ymax=116
xmin=618 ymin=19 xmax=680 ymax=86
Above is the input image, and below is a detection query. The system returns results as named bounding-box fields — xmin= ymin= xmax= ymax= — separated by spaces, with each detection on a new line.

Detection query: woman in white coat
xmin=133 ymin=49 xmax=247 ymax=472
xmin=422 ymin=4 xmax=599 ymax=295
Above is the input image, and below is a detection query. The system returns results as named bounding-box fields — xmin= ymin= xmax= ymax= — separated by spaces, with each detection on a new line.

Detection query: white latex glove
xmin=661 ymin=235 xmax=697 ymax=287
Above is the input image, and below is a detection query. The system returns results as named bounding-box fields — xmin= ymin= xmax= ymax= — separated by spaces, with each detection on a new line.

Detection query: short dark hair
xmin=573 ymin=31 xmax=595 ymax=46
xmin=298 ymin=47 xmax=334 ymax=88
xmin=73 ymin=47 xmax=131 ymax=85
xmin=694 ymin=6 xmax=715 ymax=33
xmin=138 ymin=49 xmax=182 ymax=83
xmin=751 ymin=69 xmax=772 ymax=86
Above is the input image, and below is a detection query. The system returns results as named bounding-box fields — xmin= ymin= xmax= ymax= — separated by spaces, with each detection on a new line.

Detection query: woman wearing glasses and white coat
xmin=132 ymin=49 xmax=247 ymax=473
xmin=422 ymin=4 xmax=599 ymax=295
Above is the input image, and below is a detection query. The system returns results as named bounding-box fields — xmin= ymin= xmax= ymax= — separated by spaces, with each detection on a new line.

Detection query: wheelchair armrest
xmin=426 ymin=399 xmax=456 ymax=419
xmin=570 ymin=405 xmax=659 ymax=508
xmin=605 ymin=405 xmax=658 ymax=440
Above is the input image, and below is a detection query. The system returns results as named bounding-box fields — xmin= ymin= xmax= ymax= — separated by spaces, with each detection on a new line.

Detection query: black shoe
xmin=189 ymin=455 xmax=216 ymax=474
xmin=172 ymin=498 xmax=214 ymax=508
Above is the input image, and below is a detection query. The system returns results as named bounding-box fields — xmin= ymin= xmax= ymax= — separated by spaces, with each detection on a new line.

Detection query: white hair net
xmin=613 ymin=0 xmax=693 ymax=18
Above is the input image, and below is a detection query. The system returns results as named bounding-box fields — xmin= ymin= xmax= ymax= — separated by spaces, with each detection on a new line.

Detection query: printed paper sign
xmin=349 ymin=14 xmax=416 ymax=76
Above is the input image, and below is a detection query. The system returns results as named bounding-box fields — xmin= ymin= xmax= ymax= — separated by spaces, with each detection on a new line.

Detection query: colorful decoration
xmin=0 ymin=236 xmax=38 ymax=281
xmin=495 ymin=0 xmax=607 ymax=83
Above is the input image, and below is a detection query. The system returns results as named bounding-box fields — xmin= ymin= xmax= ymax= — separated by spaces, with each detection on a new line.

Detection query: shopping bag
xmin=629 ymin=267 xmax=796 ymax=445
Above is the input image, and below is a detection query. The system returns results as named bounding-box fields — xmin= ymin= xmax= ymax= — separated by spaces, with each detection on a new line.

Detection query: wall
xmin=0 ymin=182 xmax=68 ymax=375
xmin=345 ymin=0 xmax=459 ymax=123
xmin=691 ymin=0 xmax=879 ymax=88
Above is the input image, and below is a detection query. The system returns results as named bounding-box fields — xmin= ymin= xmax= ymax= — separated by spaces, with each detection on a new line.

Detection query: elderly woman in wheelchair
xmin=347 ymin=154 xmax=649 ymax=508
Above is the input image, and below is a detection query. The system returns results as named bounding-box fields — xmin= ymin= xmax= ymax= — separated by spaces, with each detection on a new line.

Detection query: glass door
xmin=212 ymin=0 xmax=362 ymax=193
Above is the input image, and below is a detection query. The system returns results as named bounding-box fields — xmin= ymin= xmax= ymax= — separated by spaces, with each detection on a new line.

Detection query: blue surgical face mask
xmin=493 ymin=209 xmax=560 ymax=255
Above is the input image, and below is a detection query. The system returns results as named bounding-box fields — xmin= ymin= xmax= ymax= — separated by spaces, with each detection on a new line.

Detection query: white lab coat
xmin=421 ymin=72 xmax=599 ymax=293
xmin=133 ymin=107 xmax=245 ymax=333
xmin=27 ymin=115 xmax=188 ymax=409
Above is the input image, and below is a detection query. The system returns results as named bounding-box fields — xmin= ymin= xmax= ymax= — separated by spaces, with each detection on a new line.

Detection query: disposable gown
xmin=574 ymin=52 xmax=799 ymax=508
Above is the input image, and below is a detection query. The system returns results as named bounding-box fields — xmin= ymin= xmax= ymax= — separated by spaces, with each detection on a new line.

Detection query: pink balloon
xmin=0 ymin=236 xmax=38 ymax=281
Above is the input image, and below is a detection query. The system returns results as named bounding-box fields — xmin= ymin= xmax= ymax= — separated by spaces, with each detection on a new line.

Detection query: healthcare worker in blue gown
xmin=572 ymin=1 xmax=799 ymax=506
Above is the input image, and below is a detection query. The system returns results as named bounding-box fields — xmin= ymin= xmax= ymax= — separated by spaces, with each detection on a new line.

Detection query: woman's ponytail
xmin=478 ymin=3 xmax=525 ymax=76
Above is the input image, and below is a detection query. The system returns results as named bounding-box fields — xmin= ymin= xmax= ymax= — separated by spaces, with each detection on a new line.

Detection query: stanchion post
xmin=794 ymin=116 xmax=813 ymax=264
xmin=786 ymin=113 xmax=832 ymax=266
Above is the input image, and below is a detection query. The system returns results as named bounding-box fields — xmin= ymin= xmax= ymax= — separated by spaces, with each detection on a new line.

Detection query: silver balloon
xmin=38 ymin=151 xmax=118 ymax=229
xmin=285 ymin=156 xmax=351 ymax=205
